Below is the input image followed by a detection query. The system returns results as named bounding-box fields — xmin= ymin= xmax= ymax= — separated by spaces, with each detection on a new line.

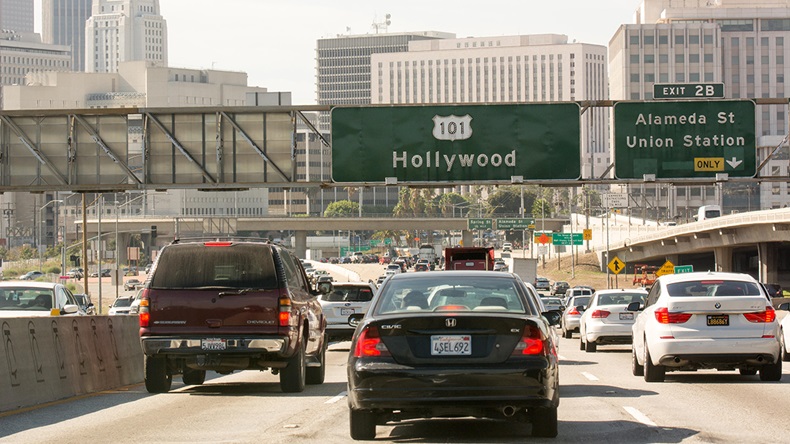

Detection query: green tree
xmin=437 ymin=192 xmax=470 ymax=216
xmin=532 ymin=198 xmax=553 ymax=218
xmin=486 ymin=186 xmax=522 ymax=215
xmin=324 ymin=200 xmax=359 ymax=217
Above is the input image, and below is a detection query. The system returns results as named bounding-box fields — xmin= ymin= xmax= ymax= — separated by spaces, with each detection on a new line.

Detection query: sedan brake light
xmin=743 ymin=306 xmax=776 ymax=323
xmin=568 ymin=307 xmax=580 ymax=315
xmin=654 ymin=307 xmax=692 ymax=324
xmin=512 ymin=325 xmax=545 ymax=356
xmin=590 ymin=309 xmax=610 ymax=319
xmin=353 ymin=326 xmax=390 ymax=357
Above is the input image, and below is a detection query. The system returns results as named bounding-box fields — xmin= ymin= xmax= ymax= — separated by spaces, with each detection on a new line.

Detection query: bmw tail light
xmin=512 ymin=325 xmax=545 ymax=356
xmin=590 ymin=310 xmax=610 ymax=319
xmin=278 ymin=296 xmax=291 ymax=327
xmin=744 ymin=306 xmax=776 ymax=323
xmin=654 ymin=307 xmax=692 ymax=324
xmin=353 ymin=326 xmax=390 ymax=357
xmin=138 ymin=289 xmax=150 ymax=327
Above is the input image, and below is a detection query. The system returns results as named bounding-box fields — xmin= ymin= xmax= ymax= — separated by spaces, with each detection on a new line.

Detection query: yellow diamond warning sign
xmin=656 ymin=260 xmax=676 ymax=277
xmin=608 ymin=256 xmax=625 ymax=275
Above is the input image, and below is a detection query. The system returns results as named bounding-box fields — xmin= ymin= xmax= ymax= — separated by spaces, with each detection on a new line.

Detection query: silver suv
xmin=319 ymin=282 xmax=376 ymax=341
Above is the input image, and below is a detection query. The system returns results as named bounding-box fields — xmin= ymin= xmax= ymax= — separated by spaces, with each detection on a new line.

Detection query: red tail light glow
xmin=568 ymin=307 xmax=580 ymax=315
xmin=139 ymin=311 xmax=150 ymax=327
xmin=590 ymin=310 xmax=610 ymax=319
xmin=654 ymin=307 xmax=692 ymax=324
xmin=435 ymin=305 xmax=468 ymax=312
xmin=353 ymin=326 xmax=390 ymax=357
xmin=204 ymin=241 xmax=232 ymax=247
xmin=278 ymin=296 xmax=291 ymax=327
xmin=744 ymin=306 xmax=776 ymax=323
xmin=512 ymin=325 xmax=545 ymax=356
xmin=138 ymin=289 xmax=150 ymax=327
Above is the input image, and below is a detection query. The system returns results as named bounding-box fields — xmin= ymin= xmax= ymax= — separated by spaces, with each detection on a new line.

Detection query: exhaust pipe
xmin=502 ymin=406 xmax=517 ymax=417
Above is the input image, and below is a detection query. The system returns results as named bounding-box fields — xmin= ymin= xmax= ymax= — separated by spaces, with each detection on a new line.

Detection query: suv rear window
xmin=325 ymin=285 xmax=374 ymax=302
xmin=150 ymin=243 xmax=278 ymax=289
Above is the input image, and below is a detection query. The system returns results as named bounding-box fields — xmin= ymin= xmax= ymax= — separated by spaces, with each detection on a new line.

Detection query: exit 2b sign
xmin=654 ymin=83 xmax=724 ymax=99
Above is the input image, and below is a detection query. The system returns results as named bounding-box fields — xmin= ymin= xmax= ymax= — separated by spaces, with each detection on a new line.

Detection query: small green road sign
xmin=496 ymin=218 xmax=536 ymax=230
xmin=331 ymin=104 xmax=581 ymax=183
xmin=552 ymin=233 xmax=583 ymax=246
xmin=674 ymin=265 xmax=694 ymax=274
xmin=614 ymin=100 xmax=755 ymax=179
xmin=654 ymin=83 xmax=725 ymax=99
xmin=369 ymin=239 xmax=380 ymax=247
xmin=384 ymin=238 xmax=392 ymax=245
xmin=468 ymin=218 xmax=493 ymax=230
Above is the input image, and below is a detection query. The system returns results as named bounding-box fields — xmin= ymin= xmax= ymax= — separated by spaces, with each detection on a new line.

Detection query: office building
xmin=0 ymin=30 xmax=71 ymax=99
xmin=609 ymin=0 xmax=790 ymax=216
xmin=42 ymin=0 xmax=93 ymax=71
xmin=85 ymin=0 xmax=167 ymax=73
xmin=1 ymin=0 xmax=34 ymax=32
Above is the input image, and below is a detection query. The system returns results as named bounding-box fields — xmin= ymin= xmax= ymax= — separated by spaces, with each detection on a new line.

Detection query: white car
xmin=630 ymin=272 xmax=781 ymax=382
xmin=319 ymin=282 xmax=376 ymax=341
xmin=0 ymin=282 xmax=82 ymax=317
xmin=778 ymin=302 xmax=790 ymax=362
xmin=502 ymin=242 xmax=513 ymax=252
xmin=579 ymin=289 xmax=647 ymax=352
xmin=108 ymin=296 xmax=134 ymax=315
xmin=385 ymin=264 xmax=402 ymax=275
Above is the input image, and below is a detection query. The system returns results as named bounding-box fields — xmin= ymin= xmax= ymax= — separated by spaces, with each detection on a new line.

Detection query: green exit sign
xmin=654 ymin=83 xmax=725 ymax=99
xmin=497 ymin=218 xmax=535 ymax=229
xmin=468 ymin=218 xmax=493 ymax=230
xmin=552 ymin=233 xmax=583 ymax=246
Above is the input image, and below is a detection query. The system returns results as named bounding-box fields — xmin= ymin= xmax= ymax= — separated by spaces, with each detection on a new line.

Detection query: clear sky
xmin=36 ymin=0 xmax=640 ymax=105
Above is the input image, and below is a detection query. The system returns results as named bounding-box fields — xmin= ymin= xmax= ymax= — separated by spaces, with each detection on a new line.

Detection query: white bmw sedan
xmin=630 ymin=272 xmax=781 ymax=382
xmin=579 ymin=289 xmax=647 ymax=352
xmin=778 ymin=302 xmax=790 ymax=362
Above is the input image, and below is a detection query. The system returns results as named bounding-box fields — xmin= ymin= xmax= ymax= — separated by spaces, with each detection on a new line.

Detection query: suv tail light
xmin=654 ymin=307 xmax=692 ymax=324
xmin=512 ymin=325 xmax=545 ymax=356
xmin=353 ymin=326 xmax=390 ymax=357
xmin=743 ymin=306 xmax=776 ymax=323
xmin=138 ymin=289 xmax=150 ymax=327
xmin=278 ymin=296 xmax=291 ymax=327
xmin=590 ymin=310 xmax=610 ymax=319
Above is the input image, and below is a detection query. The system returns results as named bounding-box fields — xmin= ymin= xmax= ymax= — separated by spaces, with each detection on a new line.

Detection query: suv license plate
xmin=201 ymin=338 xmax=227 ymax=351
xmin=431 ymin=335 xmax=471 ymax=356
xmin=707 ymin=315 xmax=729 ymax=326
xmin=341 ymin=308 xmax=354 ymax=316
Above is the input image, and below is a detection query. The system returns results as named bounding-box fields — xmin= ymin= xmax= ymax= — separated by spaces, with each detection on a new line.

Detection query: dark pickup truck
xmin=139 ymin=239 xmax=327 ymax=393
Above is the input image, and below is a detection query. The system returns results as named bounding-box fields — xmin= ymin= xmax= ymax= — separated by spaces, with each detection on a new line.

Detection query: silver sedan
xmin=560 ymin=295 xmax=591 ymax=338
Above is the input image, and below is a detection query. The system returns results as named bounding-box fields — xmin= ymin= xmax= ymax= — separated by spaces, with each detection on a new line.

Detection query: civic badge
xmin=445 ymin=318 xmax=457 ymax=327
xmin=714 ymin=302 xmax=721 ymax=309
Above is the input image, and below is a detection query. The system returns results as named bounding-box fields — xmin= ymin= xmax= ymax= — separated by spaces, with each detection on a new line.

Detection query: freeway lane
xmin=2 ymin=333 xmax=788 ymax=443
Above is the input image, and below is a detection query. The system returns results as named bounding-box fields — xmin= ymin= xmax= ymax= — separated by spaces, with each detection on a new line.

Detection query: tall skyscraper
xmin=609 ymin=0 xmax=790 ymax=215
xmin=1 ymin=0 xmax=34 ymax=32
xmin=85 ymin=0 xmax=167 ymax=73
xmin=42 ymin=0 xmax=93 ymax=72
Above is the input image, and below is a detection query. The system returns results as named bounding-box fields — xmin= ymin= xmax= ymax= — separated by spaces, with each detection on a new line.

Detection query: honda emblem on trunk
xmin=445 ymin=318 xmax=457 ymax=327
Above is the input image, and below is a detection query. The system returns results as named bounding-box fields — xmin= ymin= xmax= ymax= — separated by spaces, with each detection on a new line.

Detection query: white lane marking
xmin=624 ymin=406 xmax=657 ymax=427
xmin=325 ymin=391 xmax=347 ymax=404
xmin=581 ymin=372 xmax=599 ymax=381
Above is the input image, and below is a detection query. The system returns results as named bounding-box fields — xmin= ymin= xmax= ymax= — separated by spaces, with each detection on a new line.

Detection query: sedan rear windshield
xmin=150 ymin=244 xmax=278 ymax=289
xmin=666 ymin=280 xmax=763 ymax=297
xmin=376 ymin=275 xmax=529 ymax=315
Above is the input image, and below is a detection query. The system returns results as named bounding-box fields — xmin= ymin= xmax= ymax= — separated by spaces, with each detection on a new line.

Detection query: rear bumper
xmin=585 ymin=323 xmax=633 ymax=343
xmin=141 ymin=336 xmax=287 ymax=356
xmin=648 ymin=337 xmax=780 ymax=368
xmin=347 ymin=358 xmax=558 ymax=412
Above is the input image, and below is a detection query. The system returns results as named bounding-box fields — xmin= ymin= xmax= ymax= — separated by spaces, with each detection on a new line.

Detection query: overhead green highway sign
xmin=496 ymin=218 xmax=536 ymax=230
xmin=331 ymin=104 xmax=581 ymax=183
xmin=468 ymin=218 xmax=493 ymax=230
xmin=614 ymin=100 xmax=755 ymax=179
xmin=654 ymin=83 xmax=725 ymax=99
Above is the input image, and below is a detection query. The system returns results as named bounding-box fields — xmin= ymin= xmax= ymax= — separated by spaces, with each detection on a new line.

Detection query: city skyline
xmin=35 ymin=0 xmax=638 ymax=104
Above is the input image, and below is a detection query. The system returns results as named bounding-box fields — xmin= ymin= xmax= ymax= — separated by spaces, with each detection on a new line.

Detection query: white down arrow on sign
xmin=726 ymin=157 xmax=742 ymax=169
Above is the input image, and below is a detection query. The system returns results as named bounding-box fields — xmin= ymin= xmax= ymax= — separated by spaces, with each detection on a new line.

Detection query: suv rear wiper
xmin=218 ymin=288 xmax=253 ymax=298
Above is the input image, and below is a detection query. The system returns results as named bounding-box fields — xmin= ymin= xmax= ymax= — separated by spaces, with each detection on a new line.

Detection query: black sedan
xmin=347 ymin=271 xmax=561 ymax=440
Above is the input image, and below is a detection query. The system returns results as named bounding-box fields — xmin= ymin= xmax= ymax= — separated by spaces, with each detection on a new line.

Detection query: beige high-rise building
xmin=609 ymin=0 xmax=790 ymax=218
xmin=85 ymin=0 xmax=168 ymax=73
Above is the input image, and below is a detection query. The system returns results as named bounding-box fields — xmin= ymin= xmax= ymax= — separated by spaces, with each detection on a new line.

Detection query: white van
xmin=696 ymin=205 xmax=721 ymax=221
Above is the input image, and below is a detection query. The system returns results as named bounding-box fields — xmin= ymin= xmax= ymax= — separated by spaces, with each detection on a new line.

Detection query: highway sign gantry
xmin=614 ymin=100 xmax=755 ymax=179
xmin=331 ymin=104 xmax=581 ymax=183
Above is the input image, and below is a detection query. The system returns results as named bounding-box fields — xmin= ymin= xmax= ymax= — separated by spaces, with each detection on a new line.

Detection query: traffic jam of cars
xmin=2 ymin=242 xmax=788 ymax=441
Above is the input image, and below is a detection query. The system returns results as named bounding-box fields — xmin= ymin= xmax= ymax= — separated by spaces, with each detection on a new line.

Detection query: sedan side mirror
xmin=316 ymin=282 xmax=332 ymax=295
xmin=627 ymin=301 xmax=643 ymax=312
xmin=777 ymin=302 xmax=790 ymax=311
xmin=575 ymin=305 xmax=586 ymax=314
xmin=542 ymin=310 xmax=562 ymax=326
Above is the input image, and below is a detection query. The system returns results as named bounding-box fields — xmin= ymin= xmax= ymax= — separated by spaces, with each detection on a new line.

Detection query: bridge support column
xmin=461 ymin=230 xmax=474 ymax=247
xmin=116 ymin=233 xmax=132 ymax=268
xmin=758 ymin=242 xmax=778 ymax=283
xmin=714 ymin=247 xmax=732 ymax=273
xmin=294 ymin=231 xmax=307 ymax=259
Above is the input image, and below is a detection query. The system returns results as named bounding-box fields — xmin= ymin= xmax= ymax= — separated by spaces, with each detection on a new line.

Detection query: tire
xmin=781 ymin=329 xmax=790 ymax=362
xmin=144 ymin=356 xmax=172 ymax=393
xmin=759 ymin=359 xmax=782 ymax=382
xmin=739 ymin=368 xmax=757 ymax=376
xmin=280 ymin=339 xmax=306 ymax=393
xmin=531 ymin=406 xmax=558 ymax=438
xmin=579 ymin=338 xmax=586 ymax=351
xmin=632 ymin=346 xmax=644 ymax=376
xmin=585 ymin=340 xmax=597 ymax=353
xmin=349 ymin=409 xmax=376 ymax=440
xmin=643 ymin=345 xmax=665 ymax=383
xmin=563 ymin=328 xmax=572 ymax=339
xmin=306 ymin=336 xmax=326 ymax=385
xmin=182 ymin=368 xmax=206 ymax=386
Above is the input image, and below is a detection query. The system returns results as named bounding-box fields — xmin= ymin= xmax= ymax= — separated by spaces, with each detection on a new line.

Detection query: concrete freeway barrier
xmin=0 ymin=315 xmax=142 ymax=412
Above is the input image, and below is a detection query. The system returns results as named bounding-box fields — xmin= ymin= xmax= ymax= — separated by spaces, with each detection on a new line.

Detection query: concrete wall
xmin=0 ymin=315 xmax=142 ymax=412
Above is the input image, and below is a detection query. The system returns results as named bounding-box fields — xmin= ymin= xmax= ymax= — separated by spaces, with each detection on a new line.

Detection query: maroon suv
xmin=139 ymin=240 xmax=327 ymax=393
